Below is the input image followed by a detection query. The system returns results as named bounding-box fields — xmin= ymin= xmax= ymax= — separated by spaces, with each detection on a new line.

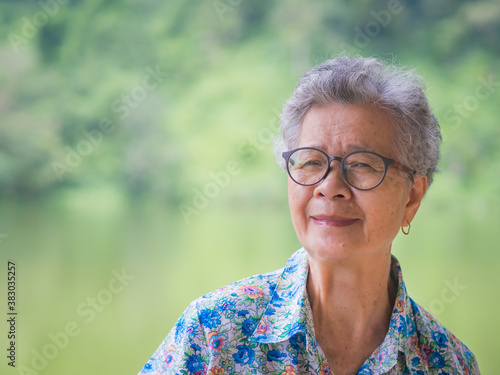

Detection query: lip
xmin=311 ymin=215 xmax=359 ymax=227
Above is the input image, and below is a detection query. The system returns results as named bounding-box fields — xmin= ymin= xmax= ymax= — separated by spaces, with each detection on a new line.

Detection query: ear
xmin=402 ymin=176 xmax=427 ymax=227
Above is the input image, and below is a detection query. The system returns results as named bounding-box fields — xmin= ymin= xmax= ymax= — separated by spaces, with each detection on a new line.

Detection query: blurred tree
xmin=0 ymin=0 xmax=498 ymax=199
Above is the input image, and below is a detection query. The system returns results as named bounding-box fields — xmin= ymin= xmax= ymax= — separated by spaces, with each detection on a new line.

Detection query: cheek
xmin=364 ymin=192 xmax=407 ymax=230
xmin=287 ymin=181 xmax=311 ymax=227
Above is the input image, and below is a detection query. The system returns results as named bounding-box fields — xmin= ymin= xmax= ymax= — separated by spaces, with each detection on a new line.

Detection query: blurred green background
xmin=0 ymin=0 xmax=499 ymax=373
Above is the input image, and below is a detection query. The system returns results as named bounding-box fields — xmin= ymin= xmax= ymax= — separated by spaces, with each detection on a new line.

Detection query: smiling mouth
xmin=311 ymin=216 xmax=359 ymax=227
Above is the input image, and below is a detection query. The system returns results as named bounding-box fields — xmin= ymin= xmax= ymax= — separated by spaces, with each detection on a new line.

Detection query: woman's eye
xmin=303 ymin=160 xmax=321 ymax=166
xmin=298 ymin=159 xmax=326 ymax=169
xmin=349 ymin=162 xmax=369 ymax=168
xmin=348 ymin=162 xmax=376 ymax=171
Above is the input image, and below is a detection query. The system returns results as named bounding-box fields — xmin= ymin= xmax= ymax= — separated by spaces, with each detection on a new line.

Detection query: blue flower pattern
xmin=139 ymin=248 xmax=480 ymax=374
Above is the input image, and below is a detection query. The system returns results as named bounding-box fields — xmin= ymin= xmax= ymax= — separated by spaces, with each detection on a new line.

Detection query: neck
xmin=307 ymin=249 xmax=397 ymax=341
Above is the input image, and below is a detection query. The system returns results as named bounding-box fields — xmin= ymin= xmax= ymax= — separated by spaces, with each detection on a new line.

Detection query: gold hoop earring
xmin=401 ymin=223 xmax=411 ymax=235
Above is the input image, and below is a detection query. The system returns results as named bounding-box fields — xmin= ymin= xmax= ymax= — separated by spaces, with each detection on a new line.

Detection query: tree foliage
xmin=0 ymin=0 xmax=498 ymax=199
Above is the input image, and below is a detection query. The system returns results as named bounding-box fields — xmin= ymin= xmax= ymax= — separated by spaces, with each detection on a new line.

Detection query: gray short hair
xmin=273 ymin=56 xmax=441 ymax=187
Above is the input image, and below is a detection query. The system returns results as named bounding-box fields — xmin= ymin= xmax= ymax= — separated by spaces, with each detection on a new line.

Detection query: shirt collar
xmin=249 ymin=248 xmax=430 ymax=373
xmin=364 ymin=255 xmax=429 ymax=373
xmin=249 ymin=248 xmax=310 ymax=344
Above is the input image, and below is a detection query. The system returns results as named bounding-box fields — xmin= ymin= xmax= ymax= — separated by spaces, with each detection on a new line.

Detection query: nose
xmin=313 ymin=160 xmax=353 ymax=200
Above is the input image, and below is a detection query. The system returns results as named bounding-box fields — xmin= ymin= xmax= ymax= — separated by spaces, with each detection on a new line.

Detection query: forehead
xmin=298 ymin=103 xmax=397 ymax=156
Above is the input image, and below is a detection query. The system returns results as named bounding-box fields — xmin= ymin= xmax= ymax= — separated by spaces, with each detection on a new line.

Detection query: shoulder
xmin=139 ymin=268 xmax=285 ymax=374
xmin=408 ymin=298 xmax=480 ymax=374
xmin=139 ymin=250 xmax=309 ymax=374
xmin=173 ymin=267 xmax=284 ymax=334
xmin=187 ymin=248 xmax=308 ymax=322
xmin=189 ymin=267 xmax=284 ymax=318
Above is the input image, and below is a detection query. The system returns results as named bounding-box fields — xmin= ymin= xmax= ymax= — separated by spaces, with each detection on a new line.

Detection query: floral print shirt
xmin=139 ymin=248 xmax=479 ymax=374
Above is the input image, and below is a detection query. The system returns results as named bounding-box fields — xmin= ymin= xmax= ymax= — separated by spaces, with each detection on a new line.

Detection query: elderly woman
xmin=139 ymin=56 xmax=479 ymax=374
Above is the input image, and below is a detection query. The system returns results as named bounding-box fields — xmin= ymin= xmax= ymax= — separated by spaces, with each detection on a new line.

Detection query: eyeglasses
xmin=282 ymin=147 xmax=414 ymax=190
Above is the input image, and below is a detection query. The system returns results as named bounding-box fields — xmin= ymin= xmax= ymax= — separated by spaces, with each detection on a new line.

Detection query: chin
xmin=303 ymin=238 xmax=357 ymax=261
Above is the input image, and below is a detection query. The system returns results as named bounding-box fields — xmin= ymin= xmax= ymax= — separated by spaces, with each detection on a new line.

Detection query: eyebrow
xmin=303 ymin=143 xmax=377 ymax=154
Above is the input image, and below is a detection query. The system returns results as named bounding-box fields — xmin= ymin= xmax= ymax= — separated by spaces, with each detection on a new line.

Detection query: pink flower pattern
xmin=139 ymin=249 xmax=480 ymax=374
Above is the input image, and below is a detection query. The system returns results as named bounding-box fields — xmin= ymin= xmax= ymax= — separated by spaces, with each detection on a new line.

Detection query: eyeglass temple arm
xmin=392 ymin=161 xmax=414 ymax=174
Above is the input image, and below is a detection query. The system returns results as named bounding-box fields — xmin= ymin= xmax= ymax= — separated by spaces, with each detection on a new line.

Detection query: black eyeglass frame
xmin=282 ymin=147 xmax=415 ymax=190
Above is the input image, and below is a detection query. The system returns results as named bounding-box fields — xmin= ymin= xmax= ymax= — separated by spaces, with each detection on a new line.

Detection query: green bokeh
xmin=0 ymin=0 xmax=498 ymax=374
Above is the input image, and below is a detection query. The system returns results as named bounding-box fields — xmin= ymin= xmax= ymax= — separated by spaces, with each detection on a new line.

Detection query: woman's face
xmin=288 ymin=103 xmax=427 ymax=262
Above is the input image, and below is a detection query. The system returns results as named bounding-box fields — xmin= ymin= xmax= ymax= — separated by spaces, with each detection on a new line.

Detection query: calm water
xmin=0 ymin=186 xmax=497 ymax=374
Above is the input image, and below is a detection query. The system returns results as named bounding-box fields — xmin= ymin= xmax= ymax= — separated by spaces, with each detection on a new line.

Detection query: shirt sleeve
xmin=138 ymin=300 xmax=210 ymax=375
